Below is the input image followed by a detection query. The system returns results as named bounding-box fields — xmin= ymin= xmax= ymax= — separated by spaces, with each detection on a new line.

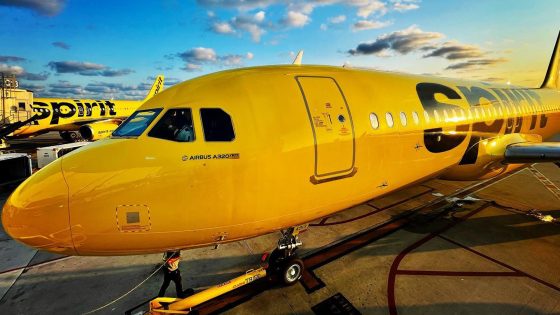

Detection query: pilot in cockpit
xmin=173 ymin=110 xmax=194 ymax=142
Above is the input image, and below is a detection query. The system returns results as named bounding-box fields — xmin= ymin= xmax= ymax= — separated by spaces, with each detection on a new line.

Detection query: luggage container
xmin=0 ymin=153 xmax=32 ymax=185
xmin=37 ymin=142 xmax=90 ymax=169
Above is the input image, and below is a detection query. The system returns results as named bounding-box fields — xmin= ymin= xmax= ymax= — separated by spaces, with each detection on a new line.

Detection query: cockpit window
xmin=112 ymin=108 xmax=162 ymax=137
xmin=200 ymin=108 xmax=235 ymax=141
xmin=148 ymin=108 xmax=195 ymax=142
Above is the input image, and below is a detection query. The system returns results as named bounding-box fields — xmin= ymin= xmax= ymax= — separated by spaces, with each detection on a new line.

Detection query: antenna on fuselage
xmin=292 ymin=50 xmax=304 ymax=65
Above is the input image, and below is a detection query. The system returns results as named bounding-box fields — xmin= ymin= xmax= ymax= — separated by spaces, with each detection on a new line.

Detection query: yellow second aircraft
xmin=6 ymin=75 xmax=164 ymax=141
xmin=2 ymin=33 xmax=560 ymax=275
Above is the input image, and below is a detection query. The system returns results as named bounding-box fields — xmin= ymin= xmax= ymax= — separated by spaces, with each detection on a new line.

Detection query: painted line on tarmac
xmin=0 ymin=255 xmax=70 ymax=275
xmin=529 ymin=166 xmax=560 ymax=200
xmin=386 ymin=202 xmax=493 ymax=315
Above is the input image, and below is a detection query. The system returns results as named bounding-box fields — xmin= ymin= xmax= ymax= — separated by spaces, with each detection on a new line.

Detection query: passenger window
xmin=386 ymin=112 xmax=394 ymax=128
xmin=148 ymin=108 xmax=195 ymax=142
xmin=200 ymin=108 xmax=235 ymax=141
xmin=369 ymin=113 xmax=379 ymax=129
xmin=400 ymin=112 xmax=407 ymax=126
xmin=423 ymin=110 xmax=430 ymax=123
xmin=412 ymin=111 xmax=419 ymax=125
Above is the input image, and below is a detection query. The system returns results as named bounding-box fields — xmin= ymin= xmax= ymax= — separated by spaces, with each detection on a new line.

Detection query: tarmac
xmin=1 ymin=133 xmax=559 ymax=314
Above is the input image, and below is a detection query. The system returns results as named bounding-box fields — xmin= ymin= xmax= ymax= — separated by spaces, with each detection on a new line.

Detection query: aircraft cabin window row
xmin=369 ymin=100 xmax=559 ymax=131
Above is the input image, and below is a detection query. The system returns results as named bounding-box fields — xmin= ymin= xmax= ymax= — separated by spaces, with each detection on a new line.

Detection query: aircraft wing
xmin=504 ymin=142 xmax=560 ymax=164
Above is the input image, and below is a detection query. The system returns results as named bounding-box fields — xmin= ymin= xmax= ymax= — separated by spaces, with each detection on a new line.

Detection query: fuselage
xmin=2 ymin=65 xmax=560 ymax=255
xmin=11 ymin=97 xmax=141 ymax=137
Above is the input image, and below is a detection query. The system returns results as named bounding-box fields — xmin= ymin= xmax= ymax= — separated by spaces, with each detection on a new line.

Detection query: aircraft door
xmin=296 ymin=76 xmax=356 ymax=184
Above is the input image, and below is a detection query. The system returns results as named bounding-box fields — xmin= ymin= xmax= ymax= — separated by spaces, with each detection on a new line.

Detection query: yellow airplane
xmin=3 ymin=75 xmax=164 ymax=141
xmin=2 ymin=33 xmax=560 ymax=282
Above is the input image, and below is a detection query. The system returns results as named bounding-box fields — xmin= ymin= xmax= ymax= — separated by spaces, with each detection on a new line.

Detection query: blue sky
xmin=0 ymin=0 xmax=558 ymax=99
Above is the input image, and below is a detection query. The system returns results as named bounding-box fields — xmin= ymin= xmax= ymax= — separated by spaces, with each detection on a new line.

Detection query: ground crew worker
xmin=158 ymin=251 xmax=185 ymax=298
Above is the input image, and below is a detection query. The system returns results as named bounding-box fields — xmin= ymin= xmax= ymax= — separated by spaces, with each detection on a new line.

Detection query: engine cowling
xmin=440 ymin=133 xmax=542 ymax=181
xmin=79 ymin=121 xmax=120 ymax=141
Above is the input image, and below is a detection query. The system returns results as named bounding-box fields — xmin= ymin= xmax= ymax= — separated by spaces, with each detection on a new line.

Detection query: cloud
xmin=97 ymin=69 xmax=134 ymax=77
xmin=352 ymin=19 xmax=391 ymax=31
xmin=0 ymin=62 xmax=50 ymax=81
xmin=48 ymin=61 xmax=105 ymax=73
xmin=196 ymin=0 xmax=277 ymax=11
xmin=20 ymin=71 xmax=50 ymax=81
xmin=348 ymin=25 xmax=443 ymax=55
xmin=347 ymin=25 xmax=507 ymax=72
xmin=19 ymin=83 xmax=45 ymax=93
xmin=221 ymin=55 xmax=245 ymax=66
xmin=445 ymin=58 xmax=508 ymax=70
xmin=423 ymin=41 xmax=485 ymax=60
xmin=0 ymin=0 xmax=66 ymax=16
xmin=321 ymin=14 xmax=347 ymax=30
xmin=47 ymin=61 xmax=134 ymax=77
xmin=198 ymin=0 xmax=411 ymax=37
xmin=282 ymin=10 xmax=310 ymax=28
xmin=184 ymin=63 xmax=203 ymax=72
xmin=0 ymin=55 xmax=26 ymax=63
xmin=0 ymin=63 xmax=24 ymax=75
xmin=48 ymin=81 xmax=85 ymax=95
xmin=211 ymin=11 xmax=267 ymax=42
xmin=175 ymin=47 xmax=253 ymax=71
xmin=34 ymin=78 xmax=168 ymax=100
xmin=328 ymin=14 xmax=346 ymax=24
xmin=392 ymin=0 xmax=420 ymax=12
xmin=178 ymin=47 xmax=217 ymax=63
xmin=356 ymin=1 xmax=387 ymax=18
xmin=52 ymin=41 xmax=70 ymax=50
xmin=83 ymin=82 xmax=149 ymax=98
xmin=212 ymin=22 xmax=235 ymax=34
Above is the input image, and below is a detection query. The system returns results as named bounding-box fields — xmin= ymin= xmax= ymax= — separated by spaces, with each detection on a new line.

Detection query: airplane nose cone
xmin=1 ymin=159 xmax=76 ymax=255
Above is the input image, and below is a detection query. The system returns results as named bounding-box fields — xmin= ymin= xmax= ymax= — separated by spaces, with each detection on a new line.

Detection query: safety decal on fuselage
xmin=182 ymin=153 xmax=240 ymax=161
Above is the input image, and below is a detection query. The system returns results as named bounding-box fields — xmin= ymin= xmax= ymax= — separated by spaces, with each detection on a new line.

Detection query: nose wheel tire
xmin=281 ymin=258 xmax=304 ymax=286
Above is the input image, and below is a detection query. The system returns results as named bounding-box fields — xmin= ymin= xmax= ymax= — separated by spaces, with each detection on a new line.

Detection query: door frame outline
xmin=295 ymin=75 xmax=356 ymax=181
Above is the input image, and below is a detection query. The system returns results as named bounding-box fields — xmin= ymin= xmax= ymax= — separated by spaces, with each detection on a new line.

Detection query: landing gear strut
xmin=265 ymin=224 xmax=308 ymax=286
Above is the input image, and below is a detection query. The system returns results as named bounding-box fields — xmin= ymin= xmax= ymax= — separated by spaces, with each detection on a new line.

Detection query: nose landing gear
xmin=265 ymin=224 xmax=308 ymax=286
xmin=149 ymin=224 xmax=310 ymax=314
